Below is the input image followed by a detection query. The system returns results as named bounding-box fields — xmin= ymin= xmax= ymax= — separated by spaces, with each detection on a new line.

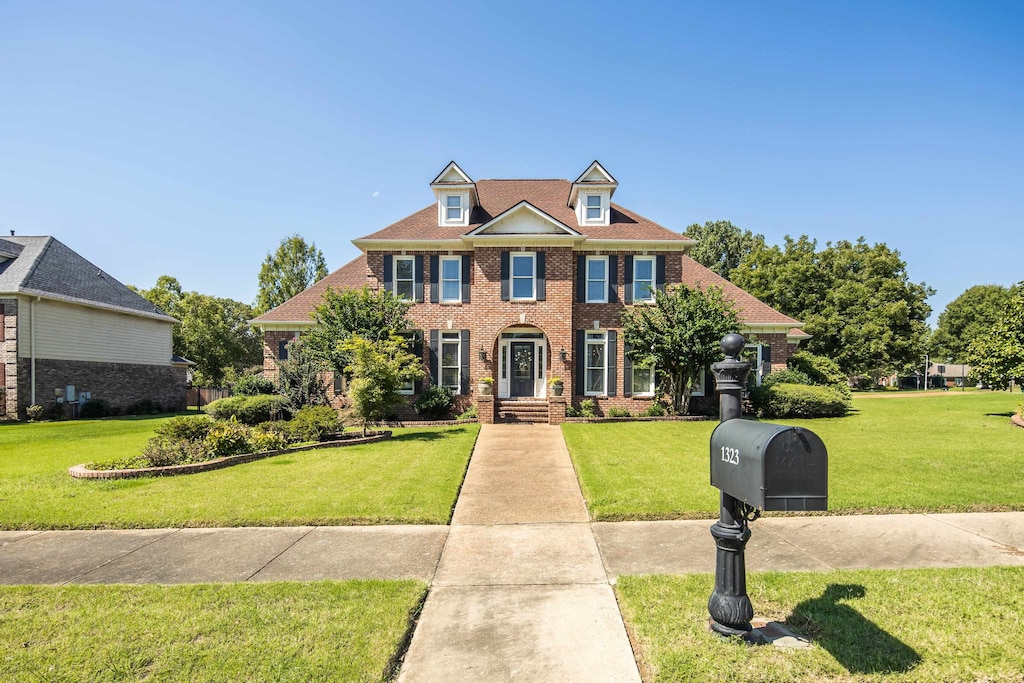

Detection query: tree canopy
xmin=621 ymin=284 xmax=739 ymax=415
xmin=966 ymin=283 xmax=1024 ymax=390
xmin=731 ymin=236 xmax=933 ymax=379
xmin=304 ymin=286 xmax=412 ymax=376
xmin=930 ymin=284 xmax=1013 ymax=362
xmin=684 ymin=220 xmax=766 ymax=279
xmin=255 ymin=234 xmax=328 ymax=314
xmin=342 ymin=335 xmax=425 ymax=435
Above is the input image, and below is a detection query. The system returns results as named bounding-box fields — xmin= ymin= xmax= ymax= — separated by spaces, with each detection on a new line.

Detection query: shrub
xmin=415 ymin=385 xmax=456 ymax=419
xmin=232 ymin=374 xmax=277 ymax=396
xmin=140 ymin=437 xmax=211 ymax=467
xmin=579 ymin=399 xmax=597 ymax=418
xmin=753 ymin=383 xmax=850 ymax=419
xmin=206 ymin=395 xmax=289 ymax=425
xmin=285 ymin=405 xmax=342 ymax=442
xmin=608 ymin=407 xmax=631 ymax=418
xmin=762 ymin=369 xmax=813 ymax=387
xmin=457 ymin=404 xmax=478 ymax=420
xmin=788 ymin=350 xmax=848 ymax=388
xmin=25 ymin=404 xmax=44 ymax=421
xmin=80 ymin=399 xmax=113 ymax=419
xmin=154 ymin=415 xmax=214 ymax=442
xmin=249 ymin=428 xmax=289 ymax=452
xmin=124 ymin=398 xmax=163 ymax=415
xmin=204 ymin=420 xmax=254 ymax=456
xmin=565 ymin=405 xmax=581 ymax=417
xmin=644 ymin=401 xmax=667 ymax=417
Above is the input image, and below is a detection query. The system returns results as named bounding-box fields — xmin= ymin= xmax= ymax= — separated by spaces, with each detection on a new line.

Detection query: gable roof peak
xmin=430 ymin=160 xmax=474 ymax=186
xmin=569 ymin=160 xmax=618 ymax=208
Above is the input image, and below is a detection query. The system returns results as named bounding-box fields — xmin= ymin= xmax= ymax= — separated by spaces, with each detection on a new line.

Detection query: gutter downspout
xmin=30 ymin=296 xmax=39 ymax=406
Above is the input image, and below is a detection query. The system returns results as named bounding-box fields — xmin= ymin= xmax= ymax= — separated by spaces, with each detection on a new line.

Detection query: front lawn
xmin=0 ymin=417 xmax=478 ymax=529
xmin=563 ymin=392 xmax=1024 ymax=520
xmin=617 ymin=567 xmax=1024 ymax=682
xmin=0 ymin=580 xmax=425 ymax=682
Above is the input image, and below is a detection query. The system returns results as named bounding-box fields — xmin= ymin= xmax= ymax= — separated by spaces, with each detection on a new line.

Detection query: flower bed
xmin=563 ymin=415 xmax=712 ymax=424
xmin=69 ymin=431 xmax=391 ymax=480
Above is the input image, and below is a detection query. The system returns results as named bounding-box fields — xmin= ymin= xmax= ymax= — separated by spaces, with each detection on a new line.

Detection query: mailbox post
xmin=708 ymin=333 xmax=755 ymax=637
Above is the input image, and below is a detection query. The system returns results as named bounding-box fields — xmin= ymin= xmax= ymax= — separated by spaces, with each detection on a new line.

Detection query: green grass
xmin=616 ymin=567 xmax=1024 ymax=682
xmin=0 ymin=580 xmax=425 ymax=682
xmin=563 ymin=392 xmax=1024 ymax=520
xmin=0 ymin=417 xmax=479 ymax=529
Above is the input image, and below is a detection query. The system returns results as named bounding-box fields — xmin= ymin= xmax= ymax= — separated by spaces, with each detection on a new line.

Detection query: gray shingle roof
xmin=0 ymin=236 xmax=175 ymax=320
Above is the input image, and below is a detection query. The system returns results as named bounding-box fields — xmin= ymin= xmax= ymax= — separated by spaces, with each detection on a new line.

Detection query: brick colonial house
xmin=254 ymin=162 xmax=807 ymax=423
xmin=0 ymin=235 xmax=189 ymax=420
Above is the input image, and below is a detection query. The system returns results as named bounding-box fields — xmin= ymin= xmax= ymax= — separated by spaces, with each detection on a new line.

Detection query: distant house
xmin=254 ymin=162 xmax=809 ymax=422
xmin=0 ymin=236 xmax=188 ymax=419
xmin=930 ymin=362 xmax=971 ymax=388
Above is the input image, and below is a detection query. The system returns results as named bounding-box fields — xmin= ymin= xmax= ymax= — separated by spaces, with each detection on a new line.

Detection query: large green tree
xmin=966 ymin=284 xmax=1024 ymax=390
xmin=304 ymin=286 xmax=412 ymax=377
xmin=684 ymin=220 xmax=766 ymax=279
xmin=732 ymin=236 xmax=933 ymax=380
xmin=930 ymin=285 xmax=1013 ymax=362
xmin=621 ymin=284 xmax=739 ymax=415
xmin=133 ymin=277 xmax=262 ymax=386
xmin=255 ymin=234 xmax=328 ymax=314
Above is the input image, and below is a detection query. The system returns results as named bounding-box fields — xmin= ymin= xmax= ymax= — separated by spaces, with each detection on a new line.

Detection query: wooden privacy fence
xmin=186 ymin=387 xmax=230 ymax=408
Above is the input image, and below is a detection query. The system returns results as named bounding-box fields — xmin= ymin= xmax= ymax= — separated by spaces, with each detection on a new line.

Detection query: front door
xmin=510 ymin=342 xmax=535 ymax=397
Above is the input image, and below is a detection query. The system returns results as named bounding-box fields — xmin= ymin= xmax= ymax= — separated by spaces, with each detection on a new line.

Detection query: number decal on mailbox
xmin=720 ymin=446 xmax=740 ymax=465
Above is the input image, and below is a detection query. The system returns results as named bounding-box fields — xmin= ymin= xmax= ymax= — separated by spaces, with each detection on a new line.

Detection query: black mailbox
xmin=710 ymin=419 xmax=828 ymax=511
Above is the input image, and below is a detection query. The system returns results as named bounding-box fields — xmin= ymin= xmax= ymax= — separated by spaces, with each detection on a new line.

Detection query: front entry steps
xmin=496 ymin=399 xmax=548 ymax=424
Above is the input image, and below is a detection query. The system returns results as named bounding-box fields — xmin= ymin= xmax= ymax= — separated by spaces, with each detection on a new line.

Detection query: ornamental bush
xmin=154 ymin=415 xmax=214 ymax=442
xmin=752 ymin=383 xmax=850 ymax=419
xmin=762 ymin=369 xmax=813 ymax=387
xmin=204 ymin=420 xmax=254 ymax=456
xmin=414 ymin=385 xmax=456 ymax=419
xmin=608 ymin=407 xmax=631 ymax=418
xmin=232 ymin=374 xmax=278 ymax=396
xmin=80 ymin=399 xmax=113 ymax=419
xmin=206 ymin=395 xmax=289 ymax=424
xmin=285 ymin=405 xmax=342 ymax=442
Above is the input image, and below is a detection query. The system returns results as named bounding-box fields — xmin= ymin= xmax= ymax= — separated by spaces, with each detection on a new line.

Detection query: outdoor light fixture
xmin=559 ymin=347 xmax=569 ymax=362
xmin=478 ymin=346 xmax=487 ymax=362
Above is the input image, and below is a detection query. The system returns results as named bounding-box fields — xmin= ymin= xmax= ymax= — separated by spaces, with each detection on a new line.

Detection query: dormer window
xmin=585 ymin=195 xmax=602 ymax=221
xmin=446 ymin=195 xmax=463 ymax=221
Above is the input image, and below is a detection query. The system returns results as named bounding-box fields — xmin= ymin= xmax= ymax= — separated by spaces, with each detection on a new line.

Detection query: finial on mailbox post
xmin=708 ymin=333 xmax=754 ymax=638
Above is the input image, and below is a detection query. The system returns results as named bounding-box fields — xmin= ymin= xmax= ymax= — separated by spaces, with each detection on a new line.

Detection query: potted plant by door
xmin=548 ymin=377 xmax=564 ymax=396
xmin=477 ymin=377 xmax=494 ymax=395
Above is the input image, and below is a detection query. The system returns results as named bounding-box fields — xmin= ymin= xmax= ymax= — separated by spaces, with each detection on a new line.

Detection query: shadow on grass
xmin=0 ymin=412 xmax=191 ymax=429
xmin=986 ymin=412 xmax=1015 ymax=417
xmin=788 ymin=584 xmax=921 ymax=675
xmin=390 ymin=428 xmax=468 ymax=443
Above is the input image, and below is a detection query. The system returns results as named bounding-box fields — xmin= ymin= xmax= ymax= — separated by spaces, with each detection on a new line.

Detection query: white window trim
xmin=584 ymin=331 xmax=608 ymax=396
xmin=439 ymin=331 xmax=462 ymax=393
xmin=511 ymin=252 xmax=537 ymax=301
xmin=691 ymin=371 xmax=705 ymax=397
xmin=584 ymin=193 xmax=603 ymax=221
xmin=581 ymin=192 xmax=608 ymax=225
xmin=633 ymin=256 xmax=656 ymax=303
xmin=440 ymin=255 xmax=462 ymax=303
xmin=585 ymin=255 xmax=608 ymax=304
xmin=743 ymin=343 xmax=768 ymax=386
xmin=394 ymin=256 xmax=415 ymax=300
xmin=440 ymin=191 xmax=469 ymax=227
xmin=632 ymin=363 xmax=656 ymax=397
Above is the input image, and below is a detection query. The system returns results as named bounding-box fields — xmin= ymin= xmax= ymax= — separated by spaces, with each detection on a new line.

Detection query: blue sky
xmin=2 ymin=1 xmax=1021 ymax=324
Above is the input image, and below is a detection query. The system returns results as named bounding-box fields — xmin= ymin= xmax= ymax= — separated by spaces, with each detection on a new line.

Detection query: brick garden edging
xmin=374 ymin=418 xmax=478 ymax=427
xmin=1013 ymin=414 xmax=1024 ymax=429
xmin=68 ymin=431 xmax=392 ymax=480
xmin=563 ymin=415 xmax=712 ymax=423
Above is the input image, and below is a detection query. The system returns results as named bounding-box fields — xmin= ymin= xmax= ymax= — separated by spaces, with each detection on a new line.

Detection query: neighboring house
xmin=0 ymin=235 xmax=188 ymax=420
xmin=254 ymin=162 xmax=808 ymax=423
xmin=931 ymin=362 xmax=972 ymax=389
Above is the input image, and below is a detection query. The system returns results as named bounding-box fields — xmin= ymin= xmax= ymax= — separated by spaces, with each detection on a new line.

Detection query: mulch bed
xmin=563 ymin=415 xmax=713 ymax=423
xmin=68 ymin=431 xmax=392 ymax=480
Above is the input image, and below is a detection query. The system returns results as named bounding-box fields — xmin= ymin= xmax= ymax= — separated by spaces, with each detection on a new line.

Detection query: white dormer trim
xmin=431 ymin=161 xmax=474 ymax=185
xmin=430 ymin=161 xmax=478 ymax=226
xmin=438 ymin=189 xmax=471 ymax=227
xmin=568 ymin=160 xmax=618 ymax=210
xmin=577 ymin=190 xmax=610 ymax=226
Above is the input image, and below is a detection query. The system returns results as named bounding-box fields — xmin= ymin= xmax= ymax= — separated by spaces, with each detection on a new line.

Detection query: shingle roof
xmin=253 ymin=253 xmax=367 ymax=324
xmin=358 ymin=179 xmax=690 ymax=242
xmin=0 ymin=236 xmax=174 ymax=320
xmin=680 ymin=256 xmax=802 ymax=327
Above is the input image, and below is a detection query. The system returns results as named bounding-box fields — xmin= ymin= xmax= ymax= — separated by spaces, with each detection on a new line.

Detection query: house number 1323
xmin=720 ymin=447 xmax=740 ymax=465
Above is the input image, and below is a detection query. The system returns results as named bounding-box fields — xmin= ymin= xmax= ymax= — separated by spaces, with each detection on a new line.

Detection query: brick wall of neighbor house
xmin=262 ymin=330 xmax=299 ymax=378
xmin=1 ymin=298 xmax=18 ymax=420
xmin=15 ymin=358 xmax=187 ymax=418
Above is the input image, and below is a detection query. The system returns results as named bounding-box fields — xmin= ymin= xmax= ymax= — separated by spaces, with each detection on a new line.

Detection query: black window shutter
xmin=500 ymin=251 xmax=510 ymax=301
xmin=761 ymin=344 xmax=772 ymax=377
xmin=461 ymin=255 xmax=471 ymax=303
xmin=623 ymin=255 xmax=634 ymax=304
xmin=536 ymin=251 xmax=546 ymax=301
xmin=460 ymin=329 xmax=470 ymax=395
xmin=383 ymin=255 xmax=394 ymax=294
xmin=576 ymin=255 xmax=586 ymax=303
xmin=429 ymin=256 xmax=439 ymax=303
xmin=278 ymin=340 xmax=289 ymax=360
xmin=428 ymin=330 xmax=439 ymax=385
xmin=608 ymin=255 xmax=618 ymax=303
xmin=623 ymin=342 xmax=633 ymax=396
xmin=333 ymin=372 xmax=343 ymax=395
xmin=607 ymin=330 xmax=617 ymax=396
xmin=414 ymin=255 xmax=424 ymax=302
xmin=575 ymin=329 xmax=586 ymax=396
xmin=412 ymin=331 xmax=425 ymax=394
xmin=656 ymin=255 xmax=666 ymax=292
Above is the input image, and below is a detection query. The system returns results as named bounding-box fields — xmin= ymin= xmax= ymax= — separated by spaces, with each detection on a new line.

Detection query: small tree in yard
xmin=622 ymin=284 xmax=739 ymax=415
xmin=276 ymin=339 xmax=329 ymax=411
xmin=342 ymin=335 xmax=425 ymax=435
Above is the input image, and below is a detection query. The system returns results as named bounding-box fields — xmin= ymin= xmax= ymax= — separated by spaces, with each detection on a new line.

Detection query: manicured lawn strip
xmin=0 ymin=418 xmax=479 ymax=529
xmin=0 ymin=580 xmax=425 ymax=682
xmin=563 ymin=392 xmax=1024 ymax=520
xmin=617 ymin=567 xmax=1024 ymax=683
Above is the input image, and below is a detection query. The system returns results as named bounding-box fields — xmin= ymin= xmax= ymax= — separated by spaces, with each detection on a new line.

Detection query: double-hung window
xmin=394 ymin=256 xmax=415 ymax=300
xmin=511 ymin=253 xmax=536 ymax=300
xmin=440 ymin=332 xmax=461 ymax=392
xmin=445 ymin=195 xmax=463 ymax=222
xmin=585 ymin=332 xmax=607 ymax=395
xmin=585 ymin=194 xmax=602 ymax=221
xmin=633 ymin=257 xmax=655 ymax=303
xmin=586 ymin=256 xmax=608 ymax=303
xmin=440 ymin=256 xmax=461 ymax=303
xmin=632 ymin=363 xmax=655 ymax=396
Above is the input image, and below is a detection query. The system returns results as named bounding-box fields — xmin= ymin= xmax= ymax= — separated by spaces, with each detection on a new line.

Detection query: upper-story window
xmin=446 ymin=195 xmax=463 ymax=222
xmin=440 ymin=256 xmax=461 ymax=302
xmin=511 ymin=253 xmax=536 ymax=300
xmin=586 ymin=256 xmax=608 ymax=303
xmin=395 ymin=256 xmax=415 ymax=300
xmin=585 ymin=194 xmax=603 ymax=221
xmin=633 ymin=257 xmax=656 ymax=302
